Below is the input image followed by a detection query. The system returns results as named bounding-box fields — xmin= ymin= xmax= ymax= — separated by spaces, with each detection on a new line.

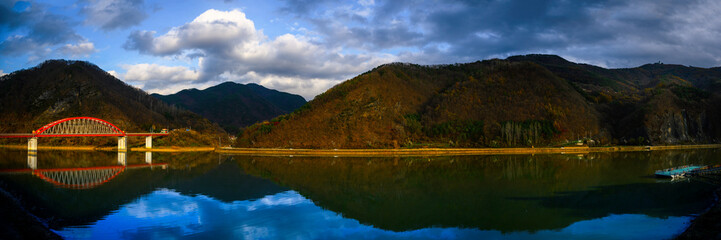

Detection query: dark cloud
xmin=123 ymin=30 xmax=160 ymax=54
xmin=30 ymin=13 xmax=82 ymax=43
xmin=278 ymin=0 xmax=334 ymax=16
xmin=309 ymin=18 xmax=424 ymax=50
xmin=122 ymin=0 xmax=721 ymax=99
xmin=0 ymin=1 xmax=26 ymax=30
xmin=281 ymin=0 xmax=721 ymax=68
xmin=0 ymin=1 xmax=83 ymax=57
xmin=80 ymin=0 xmax=148 ymax=31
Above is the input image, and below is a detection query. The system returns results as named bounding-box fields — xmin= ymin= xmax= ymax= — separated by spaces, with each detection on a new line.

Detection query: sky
xmin=2 ymin=0 xmax=721 ymax=100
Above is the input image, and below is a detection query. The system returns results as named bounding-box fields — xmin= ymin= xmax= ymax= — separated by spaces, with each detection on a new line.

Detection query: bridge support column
xmin=118 ymin=136 xmax=127 ymax=151
xmin=145 ymin=151 xmax=152 ymax=164
xmin=145 ymin=136 xmax=152 ymax=149
xmin=28 ymin=137 xmax=37 ymax=152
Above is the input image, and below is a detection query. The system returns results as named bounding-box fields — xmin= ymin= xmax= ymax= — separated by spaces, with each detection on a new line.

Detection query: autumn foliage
xmin=237 ymin=60 xmax=603 ymax=148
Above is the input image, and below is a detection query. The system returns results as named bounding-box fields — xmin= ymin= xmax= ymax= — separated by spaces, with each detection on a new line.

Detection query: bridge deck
xmin=0 ymin=133 xmax=168 ymax=138
xmin=125 ymin=133 xmax=170 ymax=137
xmin=0 ymin=133 xmax=34 ymax=138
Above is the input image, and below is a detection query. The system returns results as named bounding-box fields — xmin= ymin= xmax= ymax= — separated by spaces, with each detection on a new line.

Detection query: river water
xmin=0 ymin=149 xmax=719 ymax=239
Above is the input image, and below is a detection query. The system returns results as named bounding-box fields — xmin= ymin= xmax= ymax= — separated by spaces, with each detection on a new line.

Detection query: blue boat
xmin=654 ymin=165 xmax=703 ymax=179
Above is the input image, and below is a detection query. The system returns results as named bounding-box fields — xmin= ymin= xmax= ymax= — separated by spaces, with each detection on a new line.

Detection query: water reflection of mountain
xmin=0 ymin=150 xmax=287 ymax=229
xmin=165 ymin=160 xmax=288 ymax=202
xmin=233 ymin=150 xmax=721 ymax=233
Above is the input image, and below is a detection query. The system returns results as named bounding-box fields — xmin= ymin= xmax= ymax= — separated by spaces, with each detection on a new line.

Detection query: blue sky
xmin=2 ymin=0 xmax=721 ymax=99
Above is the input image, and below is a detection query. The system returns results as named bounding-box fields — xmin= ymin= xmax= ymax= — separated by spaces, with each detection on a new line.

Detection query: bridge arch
xmin=33 ymin=117 xmax=125 ymax=137
xmin=0 ymin=117 xmax=167 ymax=151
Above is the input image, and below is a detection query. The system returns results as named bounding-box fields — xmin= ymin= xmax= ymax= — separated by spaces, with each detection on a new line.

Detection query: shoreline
xmin=1 ymin=144 xmax=720 ymax=155
xmin=129 ymin=147 xmax=216 ymax=152
xmin=676 ymin=187 xmax=721 ymax=239
xmin=0 ymin=185 xmax=61 ymax=239
xmin=217 ymin=144 xmax=721 ymax=156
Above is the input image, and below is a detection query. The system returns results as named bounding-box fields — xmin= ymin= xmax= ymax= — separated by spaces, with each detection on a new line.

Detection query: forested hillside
xmin=0 ymin=60 xmax=224 ymax=145
xmin=238 ymin=55 xmax=721 ymax=148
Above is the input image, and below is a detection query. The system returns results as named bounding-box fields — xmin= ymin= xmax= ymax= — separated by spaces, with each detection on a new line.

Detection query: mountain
xmin=152 ymin=82 xmax=306 ymax=134
xmin=0 ymin=60 xmax=224 ymax=145
xmin=237 ymin=55 xmax=721 ymax=148
xmin=245 ymin=83 xmax=307 ymax=112
xmin=507 ymin=55 xmax=721 ymax=144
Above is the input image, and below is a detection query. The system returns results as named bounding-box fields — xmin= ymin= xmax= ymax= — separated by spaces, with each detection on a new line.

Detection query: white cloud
xmin=125 ymin=9 xmax=260 ymax=56
xmin=58 ymin=41 xmax=97 ymax=57
xmin=114 ymin=63 xmax=204 ymax=94
xmin=358 ymin=0 xmax=375 ymax=7
xmin=0 ymin=70 xmax=7 ymax=77
xmin=107 ymin=70 xmax=120 ymax=78
xmin=121 ymin=63 xmax=200 ymax=82
xmin=124 ymin=8 xmax=395 ymax=99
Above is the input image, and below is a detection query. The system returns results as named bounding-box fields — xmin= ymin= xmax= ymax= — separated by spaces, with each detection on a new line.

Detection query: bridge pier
xmin=118 ymin=136 xmax=127 ymax=151
xmin=145 ymin=136 xmax=152 ymax=149
xmin=28 ymin=137 xmax=37 ymax=152
xmin=145 ymin=152 xmax=152 ymax=164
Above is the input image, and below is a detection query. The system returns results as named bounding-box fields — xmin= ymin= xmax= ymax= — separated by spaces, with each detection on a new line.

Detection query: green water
xmin=0 ymin=149 xmax=719 ymax=239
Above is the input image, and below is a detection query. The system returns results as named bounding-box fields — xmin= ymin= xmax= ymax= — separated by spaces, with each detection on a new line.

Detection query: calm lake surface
xmin=1 ymin=149 xmax=720 ymax=240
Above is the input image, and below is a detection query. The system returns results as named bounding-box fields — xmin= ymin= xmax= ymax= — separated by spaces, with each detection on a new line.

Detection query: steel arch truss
xmin=34 ymin=117 xmax=125 ymax=137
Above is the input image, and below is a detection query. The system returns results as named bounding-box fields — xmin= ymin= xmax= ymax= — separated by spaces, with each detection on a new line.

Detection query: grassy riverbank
xmin=2 ymin=144 xmax=721 ymax=155
xmin=217 ymin=144 xmax=721 ymax=156
xmin=129 ymin=146 xmax=215 ymax=152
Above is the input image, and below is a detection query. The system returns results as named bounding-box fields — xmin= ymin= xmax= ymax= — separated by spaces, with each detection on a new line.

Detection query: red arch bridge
xmin=0 ymin=117 xmax=168 ymax=151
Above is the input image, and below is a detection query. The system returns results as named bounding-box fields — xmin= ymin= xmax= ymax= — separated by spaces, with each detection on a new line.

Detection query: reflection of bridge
xmin=35 ymin=166 xmax=126 ymax=189
xmin=0 ymin=117 xmax=168 ymax=151
xmin=2 ymin=152 xmax=166 ymax=189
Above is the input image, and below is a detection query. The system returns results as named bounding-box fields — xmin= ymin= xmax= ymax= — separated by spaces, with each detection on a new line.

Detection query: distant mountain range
xmin=152 ymin=82 xmax=306 ymax=134
xmin=5 ymin=56 xmax=721 ymax=149
xmin=0 ymin=59 xmax=307 ymax=145
xmin=237 ymin=55 xmax=721 ymax=148
xmin=0 ymin=60 xmax=222 ymax=139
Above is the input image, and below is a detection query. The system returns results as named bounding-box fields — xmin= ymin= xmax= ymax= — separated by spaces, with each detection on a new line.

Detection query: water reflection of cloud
xmin=126 ymin=189 xmax=199 ymax=219
xmin=245 ymin=191 xmax=307 ymax=211
xmin=56 ymin=189 xmax=691 ymax=240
